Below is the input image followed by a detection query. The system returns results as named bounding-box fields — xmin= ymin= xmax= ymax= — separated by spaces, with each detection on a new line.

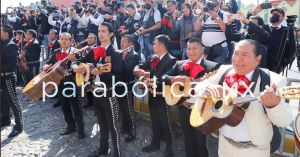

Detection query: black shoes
xmin=87 ymin=149 xmax=109 ymax=157
xmin=8 ymin=129 xmax=22 ymax=138
xmin=53 ymin=102 xmax=60 ymax=108
xmin=60 ymin=128 xmax=76 ymax=135
xmin=164 ymin=150 xmax=173 ymax=157
xmin=1 ymin=122 xmax=11 ymax=128
xmin=125 ymin=134 xmax=135 ymax=143
xmin=141 ymin=144 xmax=160 ymax=153
xmin=83 ymin=104 xmax=93 ymax=109
xmin=78 ymin=133 xmax=85 ymax=139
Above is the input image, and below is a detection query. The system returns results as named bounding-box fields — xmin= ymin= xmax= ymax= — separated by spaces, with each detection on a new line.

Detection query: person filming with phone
xmin=225 ymin=12 xmax=270 ymax=68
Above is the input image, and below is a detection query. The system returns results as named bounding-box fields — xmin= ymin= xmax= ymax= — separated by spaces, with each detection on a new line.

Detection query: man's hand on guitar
xmin=43 ymin=64 xmax=52 ymax=71
xmin=133 ymin=69 xmax=145 ymax=77
xmin=67 ymin=54 xmax=76 ymax=62
xmin=73 ymin=66 xmax=86 ymax=73
xmin=171 ymin=76 xmax=191 ymax=84
xmin=91 ymin=68 xmax=100 ymax=76
xmin=258 ymin=83 xmax=281 ymax=108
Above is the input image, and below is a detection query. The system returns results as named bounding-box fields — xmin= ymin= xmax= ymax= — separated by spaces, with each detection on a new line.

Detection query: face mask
xmin=270 ymin=14 xmax=280 ymax=23
xmin=144 ymin=3 xmax=152 ymax=10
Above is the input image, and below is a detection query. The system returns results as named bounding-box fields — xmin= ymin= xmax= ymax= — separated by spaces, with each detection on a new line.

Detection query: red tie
xmin=55 ymin=52 xmax=68 ymax=61
xmin=123 ymin=53 xmax=127 ymax=59
xmin=150 ymin=56 xmax=160 ymax=70
xmin=93 ymin=47 xmax=106 ymax=61
xmin=48 ymin=42 xmax=55 ymax=48
xmin=24 ymin=41 xmax=30 ymax=47
xmin=225 ymin=73 xmax=251 ymax=94
xmin=183 ymin=61 xmax=205 ymax=79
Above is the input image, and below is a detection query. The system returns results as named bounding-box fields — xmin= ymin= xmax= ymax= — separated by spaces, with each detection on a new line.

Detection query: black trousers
xmin=25 ymin=62 xmax=40 ymax=83
xmin=58 ymin=76 xmax=84 ymax=135
xmin=178 ymin=106 xmax=208 ymax=157
xmin=117 ymin=91 xmax=136 ymax=136
xmin=16 ymin=66 xmax=25 ymax=86
xmin=148 ymin=94 xmax=173 ymax=150
xmin=1 ymin=75 xmax=23 ymax=130
xmin=93 ymin=94 xmax=121 ymax=157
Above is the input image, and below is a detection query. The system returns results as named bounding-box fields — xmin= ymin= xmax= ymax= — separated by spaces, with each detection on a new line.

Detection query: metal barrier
xmin=277 ymin=78 xmax=300 ymax=157
xmin=39 ymin=45 xmax=47 ymax=71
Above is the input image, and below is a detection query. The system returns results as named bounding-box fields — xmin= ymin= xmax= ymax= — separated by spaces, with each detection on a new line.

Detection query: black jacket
xmin=137 ymin=53 xmax=177 ymax=92
xmin=121 ymin=48 xmax=140 ymax=83
xmin=48 ymin=40 xmax=61 ymax=57
xmin=225 ymin=21 xmax=270 ymax=46
xmin=162 ymin=59 xmax=220 ymax=85
xmin=23 ymin=39 xmax=41 ymax=62
xmin=1 ymin=39 xmax=18 ymax=73
xmin=81 ymin=45 xmax=123 ymax=88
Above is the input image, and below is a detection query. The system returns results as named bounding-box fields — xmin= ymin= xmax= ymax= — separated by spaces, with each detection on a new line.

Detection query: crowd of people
xmin=1 ymin=0 xmax=300 ymax=157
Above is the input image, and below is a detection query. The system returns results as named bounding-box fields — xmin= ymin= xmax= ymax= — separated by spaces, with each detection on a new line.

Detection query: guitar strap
xmin=218 ymin=66 xmax=260 ymax=110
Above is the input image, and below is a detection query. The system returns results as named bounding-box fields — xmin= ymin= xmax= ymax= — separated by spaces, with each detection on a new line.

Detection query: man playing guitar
xmin=43 ymin=32 xmax=85 ymax=140
xmin=194 ymin=39 xmax=293 ymax=157
xmin=162 ymin=38 xmax=219 ymax=157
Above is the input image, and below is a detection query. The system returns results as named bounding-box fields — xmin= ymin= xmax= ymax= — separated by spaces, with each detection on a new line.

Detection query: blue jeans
xmin=169 ymin=49 xmax=182 ymax=60
xmin=141 ymin=36 xmax=153 ymax=60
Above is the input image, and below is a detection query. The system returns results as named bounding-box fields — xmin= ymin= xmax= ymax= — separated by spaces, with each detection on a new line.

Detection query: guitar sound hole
xmin=214 ymin=100 xmax=223 ymax=110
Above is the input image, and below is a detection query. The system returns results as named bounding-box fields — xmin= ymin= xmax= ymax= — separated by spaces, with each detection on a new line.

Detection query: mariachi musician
xmin=47 ymin=29 xmax=60 ymax=59
xmin=43 ymin=32 xmax=85 ymax=140
xmin=74 ymin=33 xmax=98 ymax=108
xmin=13 ymin=30 xmax=26 ymax=87
xmin=22 ymin=29 xmax=41 ymax=83
xmin=1 ymin=26 xmax=24 ymax=138
xmin=162 ymin=38 xmax=220 ymax=157
xmin=117 ymin=34 xmax=139 ymax=142
xmin=194 ymin=39 xmax=293 ymax=157
xmin=82 ymin=22 xmax=123 ymax=157
xmin=133 ymin=35 xmax=177 ymax=157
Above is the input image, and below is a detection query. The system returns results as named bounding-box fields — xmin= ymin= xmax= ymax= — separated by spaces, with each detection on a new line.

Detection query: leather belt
xmin=27 ymin=60 xmax=40 ymax=64
xmin=224 ymin=136 xmax=257 ymax=149
xmin=182 ymin=102 xmax=194 ymax=109
xmin=1 ymin=72 xmax=15 ymax=77
xmin=149 ymin=88 xmax=163 ymax=95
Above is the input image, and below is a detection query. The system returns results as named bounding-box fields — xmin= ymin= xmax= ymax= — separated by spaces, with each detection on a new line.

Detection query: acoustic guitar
xmin=294 ymin=113 xmax=300 ymax=152
xmin=164 ymin=71 xmax=217 ymax=106
xmin=22 ymin=46 xmax=89 ymax=101
xmin=190 ymin=85 xmax=300 ymax=134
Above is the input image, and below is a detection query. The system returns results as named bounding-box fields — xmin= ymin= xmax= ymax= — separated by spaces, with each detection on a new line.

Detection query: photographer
xmin=172 ymin=3 xmax=200 ymax=59
xmin=38 ymin=9 xmax=52 ymax=53
xmin=262 ymin=8 xmax=295 ymax=73
xmin=86 ymin=4 xmax=104 ymax=37
xmin=72 ymin=2 xmax=89 ymax=42
xmin=136 ymin=0 xmax=162 ymax=60
xmin=194 ymin=0 xmax=229 ymax=64
xmin=28 ymin=10 xmax=39 ymax=31
xmin=161 ymin=0 xmax=180 ymax=59
xmin=48 ymin=11 xmax=71 ymax=35
xmin=226 ymin=12 xmax=270 ymax=67
xmin=6 ymin=11 xmax=22 ymax=31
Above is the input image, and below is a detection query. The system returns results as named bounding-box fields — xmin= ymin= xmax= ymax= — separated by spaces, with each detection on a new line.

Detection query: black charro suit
xmin=117 ymin=48 xmax=139 ymax=139
xmin=163 ymin=59 xmax=219 ymax=157
xmin=47 ymin=47 xmax=85 ymax=138
xmin=1 ymin=38 xmax=23 ymax=131
xmin=83 ymin=45 xmax=123 ymax=157
xmin=137 ymin=53 xmax=177 ymax=154
xmin=23 ymin=38 xmax=41 ymax=82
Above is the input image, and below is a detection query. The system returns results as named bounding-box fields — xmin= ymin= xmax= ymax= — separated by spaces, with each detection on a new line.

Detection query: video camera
xmin=204 ymin=1 xmax=218 ymax=12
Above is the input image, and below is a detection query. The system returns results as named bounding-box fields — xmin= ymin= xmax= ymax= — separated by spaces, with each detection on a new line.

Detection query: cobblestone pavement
xmin=1 ymin=88 xmax=218 ymax=157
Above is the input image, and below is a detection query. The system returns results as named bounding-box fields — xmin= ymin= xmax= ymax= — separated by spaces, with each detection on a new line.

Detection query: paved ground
xmin=2 ymin=60 xmax=300 ymax=157
xmin=1 ymin=88 xmax=218 ymax=157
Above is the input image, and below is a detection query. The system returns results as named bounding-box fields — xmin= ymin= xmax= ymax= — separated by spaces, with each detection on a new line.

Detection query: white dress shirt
xmin=220 ymin=70 xmax=254 ymax=142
